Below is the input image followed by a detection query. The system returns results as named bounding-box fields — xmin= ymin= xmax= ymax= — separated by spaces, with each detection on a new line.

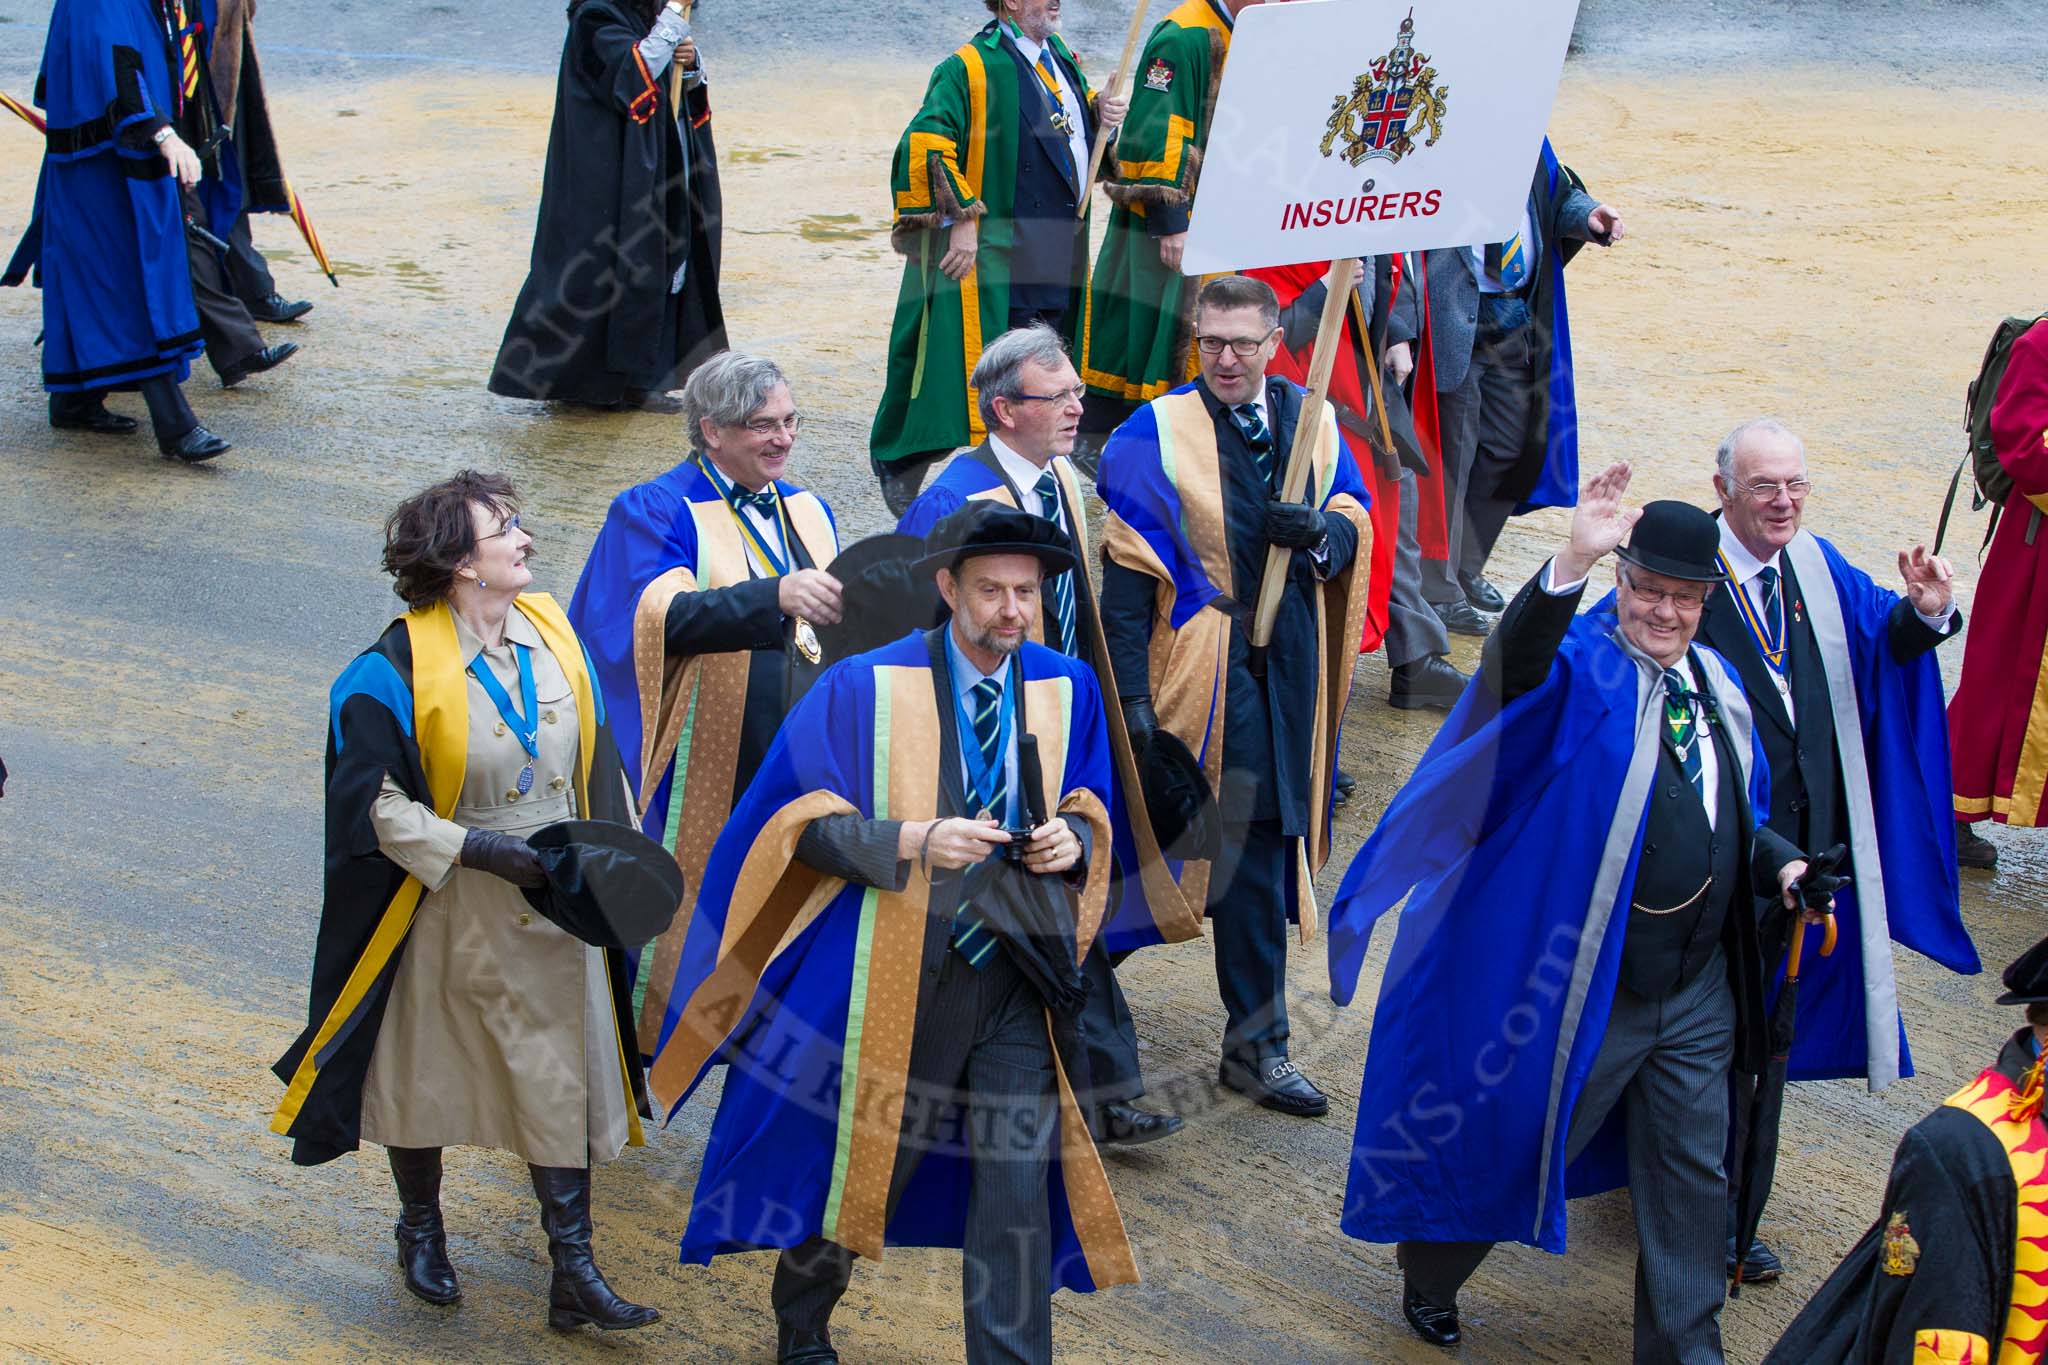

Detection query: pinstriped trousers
xmin=1400 ymin=950 xmax=1736 ymax=1365
xmin=773 ymin=939 xmax=1060 ymax=1364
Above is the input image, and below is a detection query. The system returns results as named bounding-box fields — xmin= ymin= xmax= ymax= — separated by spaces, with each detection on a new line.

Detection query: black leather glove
xmin=1120 ymin=696 xmax=1160 ymax=755
xmin=1263 ymin=499 xmax=1327 ymax=550
xmin=1790 ymin=842 xmax=1851 ymax=910
xmin=460 ymin=827 xmax=546 ymax=888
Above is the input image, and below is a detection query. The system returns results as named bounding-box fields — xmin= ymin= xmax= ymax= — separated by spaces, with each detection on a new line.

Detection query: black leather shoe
xmin=1726 ymin=1236 xmax=1784 ymax=1285
xmin=159 ymin=426 xmax=231 ymax=462
xmin=1461 ymin=572 xmax=1506 ymax=613
xmin=219 ymin=341 xmax=299 ymax=388
xmin=49 ymin=396 xmax=139 ymax=434
xmin=1095 ymin=1100 xmax=1184 ymax=1146
xmin=623 ymin=387 xmax=686 ymax=414
xmin=777 ymin=1322 xmax=839 ymax=1363
xmin=1403 ymin=1284 xmax=1461 ymax=1346
xmin=388 ymin=1147 xmax=460 ymax=1306
xmin=1433 ymin=598 xmax=1495 ymax=637
xmin=247 ymin=292 xmax=313 ymax=323
xmin=1957 ymin=820 xmax=1999 ymax=870
xmin=530 ymin=1165 xmax=661 ymax=1331
xmin=1218 ymin=1054 xmax=1329 ymax=1117
xmin=1333 ymin=769 xmax=1357 ymax=807
xmin=1389 ymin=655 xmax=1469 ymax=710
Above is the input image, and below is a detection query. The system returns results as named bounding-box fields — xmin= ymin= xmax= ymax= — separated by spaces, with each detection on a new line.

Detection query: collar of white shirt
xmin=987 ymin=434 xmax=1060 ymax=519
xmin=1716 ymin=518 xmax=1778 ymax=590
xmin=945 ymin=621 xmax=1008 ymax=700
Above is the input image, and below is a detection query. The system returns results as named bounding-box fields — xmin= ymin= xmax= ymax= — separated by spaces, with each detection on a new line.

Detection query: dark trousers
xmin=1426 ymin=317 xmax=1538 ymax=604
xmin=1078 ymin=945 xmax=1141 ymax=1105
xmin=181 ymin=187 xmax=264 ymax=378
xmin=1008 ymin=304 xmax=1067 ymax=333
xmin=1399 ymin=957 xmax=1735 ymax=1365
xmin=1208 ymin=814 xmax=1292 ymax=1062
xmin=55 ymin=377 xmax=198 ymax=442
xmin=223 ymin=212 xmax=277 ymax=306
xmin=772 ymin=947 xmax=1058 ymax=1364
xmin=1383 ymin=465 xmax=1452 ymax=668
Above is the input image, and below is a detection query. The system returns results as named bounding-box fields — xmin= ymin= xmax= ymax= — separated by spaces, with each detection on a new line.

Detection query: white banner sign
xmin=1181 ymin=0 xmax=1581 ymax=276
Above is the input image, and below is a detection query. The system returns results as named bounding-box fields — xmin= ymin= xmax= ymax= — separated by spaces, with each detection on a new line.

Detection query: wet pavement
xmin=1 ymin=1 xmax=2047 ymax=1360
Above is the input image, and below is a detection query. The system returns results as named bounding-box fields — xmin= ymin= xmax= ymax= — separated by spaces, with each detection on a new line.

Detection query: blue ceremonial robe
xmin=6 ymin=0 xmax=207 ymax=392
xmin=568 ymin=458 xmax=837 ymax=1042
xmin=646 ymin=632 xmax=1135 ymax=1289
xmin=1097 ymin=380 xmax=1374 ymax=932
xmin=1516 ymin=139 xmax=1580 ymax=514
xmin=1325 ymin=605 xmax=1768 ymax=1252
xmin=897 ymin=448 xmax=1201 ymax=953
xmin=1690 ymin=533 xmax=1979 ymax=1085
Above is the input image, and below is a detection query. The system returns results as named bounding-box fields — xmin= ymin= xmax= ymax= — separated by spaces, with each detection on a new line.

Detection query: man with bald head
xmin=1697 ymin=416 xmax=1980 ymax=1283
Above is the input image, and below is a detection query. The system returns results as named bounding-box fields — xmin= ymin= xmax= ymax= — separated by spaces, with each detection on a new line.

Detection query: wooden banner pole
xmin=1077 ymin=1 xmax=1152 ymax=218
xmin=1250 ymin=256 xmax=1359 ymax=651
xmin=668 ymin=0 xmax=696 ymax=111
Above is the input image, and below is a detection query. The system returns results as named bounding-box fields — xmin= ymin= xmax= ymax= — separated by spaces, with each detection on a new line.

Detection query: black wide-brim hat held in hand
xmin=812 ymin=532 xmax=943 ymax=666
xmin=521 ymin=819 xmax=686 ymax=952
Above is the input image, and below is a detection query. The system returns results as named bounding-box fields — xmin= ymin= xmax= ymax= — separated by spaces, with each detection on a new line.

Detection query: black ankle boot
xmin=529 ymin=1165 xmax=660 ymax=1331
xmin=387 ymin=1146 xmax=459 ymax=1305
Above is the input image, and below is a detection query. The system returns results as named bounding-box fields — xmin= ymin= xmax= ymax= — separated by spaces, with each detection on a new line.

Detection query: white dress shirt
xmin=702 ymin=456 xmax=788 ymax=576
xmin=988 ymin=434 xmax=1062 ymax=522
xmin=1009 ymin=29 xmax=1089 ymax=181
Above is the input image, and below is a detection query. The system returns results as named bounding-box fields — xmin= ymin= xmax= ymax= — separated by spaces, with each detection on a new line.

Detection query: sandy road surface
xmin=2 ymin=12 xmax=2047 ymax=1363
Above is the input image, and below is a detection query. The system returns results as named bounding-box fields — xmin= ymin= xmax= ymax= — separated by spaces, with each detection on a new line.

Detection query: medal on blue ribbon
xmin=469 ymin=643 xmax=540 ymax=796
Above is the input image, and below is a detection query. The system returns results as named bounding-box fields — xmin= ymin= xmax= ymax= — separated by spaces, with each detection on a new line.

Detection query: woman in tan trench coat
xmin=271 ymin=471 xmax=658 ymax=1332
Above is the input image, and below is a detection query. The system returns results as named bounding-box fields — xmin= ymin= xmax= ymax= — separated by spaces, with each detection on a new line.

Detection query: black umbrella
xmin=1730 ymin=843 xmax=1847 ymax=1296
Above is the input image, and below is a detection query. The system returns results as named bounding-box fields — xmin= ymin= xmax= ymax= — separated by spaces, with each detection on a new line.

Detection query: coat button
xmin=1667 ymin=785 xmax=1679 ymax=798
xmin=494 ymin=721 xmax=507 ymax=737
xmin=517 ymin=913 xmax=532 ymax=926
xmin=544 ymin=709 xmax=559 ymax=725
xmin=504 ymin=789 xmax=521 ymax=802
xmin=549 ymin=776 xmax=567 ymax=792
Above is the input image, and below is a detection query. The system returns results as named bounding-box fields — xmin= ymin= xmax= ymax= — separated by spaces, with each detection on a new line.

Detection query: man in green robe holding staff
xmin=870 ymin=0 xmax=1127 ymax=516
xmin=1081 ymin=0 xmax=1253 ymax=431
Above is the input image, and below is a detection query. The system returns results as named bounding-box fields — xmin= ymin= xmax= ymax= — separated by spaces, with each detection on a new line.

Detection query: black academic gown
xmin=1763 ymin=1031 xmax=2037 ymax=1364
xmin=488 ymin=0 xmax=725 ymax=404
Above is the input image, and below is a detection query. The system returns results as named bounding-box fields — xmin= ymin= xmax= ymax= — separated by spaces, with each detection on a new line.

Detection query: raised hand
xmin=1897 ymin=544 xmax=1955 ymax=617
xmin=1556 ymin=461 xmax=1641 ymax=581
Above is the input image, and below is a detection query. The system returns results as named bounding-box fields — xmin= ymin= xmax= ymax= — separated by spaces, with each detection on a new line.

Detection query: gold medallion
xmin=794 ymin=617 xmax=822 ymax=664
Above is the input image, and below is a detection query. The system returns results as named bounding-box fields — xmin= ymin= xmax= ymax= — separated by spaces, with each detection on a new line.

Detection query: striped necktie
xmin=171 ymin=0 xmax=200 ymax=102
xmin=1034 ymin=470 xmax=1077 ymax=655
xmin=949 ymin=676 xmax=1007 ymax=969
xmin=1662 ymin=667 xmax=1705 ymax=800
xmin=1489 ymin=230 xmax=1530 ymax=293
xmin=1233 ymin=403 xmax=1274 ymax=488
xmin=1754 ymin=565 xmax=1785 ymax=666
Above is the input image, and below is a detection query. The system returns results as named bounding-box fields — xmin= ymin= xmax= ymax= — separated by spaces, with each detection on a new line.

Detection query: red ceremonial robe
xmin=1951 ymin=320 xmax=2048 ymax=827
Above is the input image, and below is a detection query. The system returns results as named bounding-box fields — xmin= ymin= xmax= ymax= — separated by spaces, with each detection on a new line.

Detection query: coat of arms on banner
xmin=1319 ymin=10 xmax=1450 ymax=167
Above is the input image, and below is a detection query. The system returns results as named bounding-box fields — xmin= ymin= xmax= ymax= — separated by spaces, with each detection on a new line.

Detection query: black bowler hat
xmin=521 ymin=819 xmax=686 ymax=952
xmin=1614 ymin=500 xmax=1730 ymax=584
xmin=811 ymin=533 xmax=943 ymax=666
xmin=1136 ymin=731 xmax=1220 ymax=862
xmin=1997 ymin=934 xmax=2048 ymax=1005
xmin=914 ymin=502 xmax=1077 ymax=580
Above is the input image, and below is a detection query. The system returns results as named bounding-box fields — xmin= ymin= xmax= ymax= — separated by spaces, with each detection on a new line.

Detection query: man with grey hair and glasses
xmin=1695 ymin=415 xmax=1980 ymax=1287
xmin=568 ymin=349 xmax=843 ymax=1049
xmin=898 ymin=323 xmax=1200 ymax=1148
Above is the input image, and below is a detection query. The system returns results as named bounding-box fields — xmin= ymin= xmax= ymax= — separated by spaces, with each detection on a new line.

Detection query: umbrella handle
xmin=1783 ymin=911 xmax=1840 ymax=982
